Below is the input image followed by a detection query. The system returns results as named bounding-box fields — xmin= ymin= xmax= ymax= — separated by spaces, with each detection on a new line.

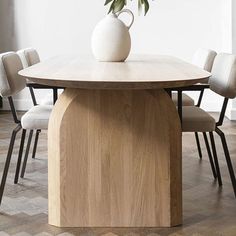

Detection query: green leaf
xmin=108 ymin=0 xmax=116 ymax=13
xmin=104 ymin=0 xmax=151 ymax=15
xmin=138 ymin=0 xmax=142 ymax=14
xmin=113 ymin=0 xmax=126 ymax=13
xmin=143 ymin=0 xmax=149 ymax=15
xmin=104 ymin=0 xmax=114 ymax=5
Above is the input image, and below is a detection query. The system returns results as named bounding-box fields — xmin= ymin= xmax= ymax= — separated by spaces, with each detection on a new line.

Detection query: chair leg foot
xmin=14 ymin=129 xmax=26 ymax=184
xmin=32 ymin=130 xmax=40 ymax=159
xmin=195 ymin=132 xmax=202 ymax=159
xmin=20 ymin=130 xmax=33 ymax=178
xmin=209 ymin=132 xmax=222 ymax=186
xmin=0 ymin=125 xmax=21 ymax=205
xmin=216 ymin=128 xmax=236 ymax=198
xmin=203 ymin=132 xmax=217 ymax=179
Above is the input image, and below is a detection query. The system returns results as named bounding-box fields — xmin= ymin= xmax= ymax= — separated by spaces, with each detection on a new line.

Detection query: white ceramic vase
xmin=91 ymin=9 xmax=134 ymax=62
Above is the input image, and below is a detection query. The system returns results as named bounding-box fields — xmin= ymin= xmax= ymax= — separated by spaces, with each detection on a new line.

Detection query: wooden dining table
xmin=19 ymin=55 xmax=211 ymax=228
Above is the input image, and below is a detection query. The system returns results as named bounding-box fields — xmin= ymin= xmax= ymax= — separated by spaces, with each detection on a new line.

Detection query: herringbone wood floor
xmin=0 ymin=111 xmax=236 ymax=236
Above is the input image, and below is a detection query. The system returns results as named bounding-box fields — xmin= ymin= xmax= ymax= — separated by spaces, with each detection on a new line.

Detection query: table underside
xmin=48 ymin=88 xmax=182 ymax=227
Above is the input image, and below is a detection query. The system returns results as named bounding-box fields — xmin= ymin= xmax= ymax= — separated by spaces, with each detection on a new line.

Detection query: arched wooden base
xmin=48 ymin=89 xmax=182 ymax=227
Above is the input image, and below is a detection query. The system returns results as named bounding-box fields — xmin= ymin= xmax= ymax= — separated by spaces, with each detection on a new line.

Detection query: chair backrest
xmin=192 ymin=48 xmax=217 ymax=72
xmin=17 ymin=48 xmax=40 ymax=68
xmin=0 ymin=52 xmax=26 ymax=97
xmin=209 ymin=53 xmax=236 ymax=99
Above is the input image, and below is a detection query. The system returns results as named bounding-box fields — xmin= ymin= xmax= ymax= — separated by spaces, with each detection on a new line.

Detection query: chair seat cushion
xmin=172 ymin=92 xmax=195 ymax=106
xmin=182 ymin=106 xmax=216 ymax=132
xmin=21 ymin=105 xmax=53 ymax=130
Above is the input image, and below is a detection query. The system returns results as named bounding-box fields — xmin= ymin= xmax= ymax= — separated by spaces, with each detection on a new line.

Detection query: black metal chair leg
xmin=14 ymin=129 xmax=26 ymax=184
xmin=177 ymin=90 xmax=182 ymax=124
xmin=216 ymin=128 xmax=236 ymax=197
xmin=29 ymin=87 xmax=37 ymax=106
xmin=32 ymin=130 xmax=40 ymax=159
xmin=209 ymin=132 xmax=222 ymax=186
xmin=53 ymin=88 xmax=58 ymax=104
xmin=195 ymin=132 xmax=202 ymax=159
xmin=203 ymin=132 xmax=217 ymax=179
xmin=20 ymin=130 xmax=33 ymax=178
xmin=0 ymin=124 xmax=21 ymax=205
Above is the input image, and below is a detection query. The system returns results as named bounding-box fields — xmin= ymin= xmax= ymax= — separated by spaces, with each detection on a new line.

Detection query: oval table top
xmin=19 ymin=55 xmax=211 ymax=89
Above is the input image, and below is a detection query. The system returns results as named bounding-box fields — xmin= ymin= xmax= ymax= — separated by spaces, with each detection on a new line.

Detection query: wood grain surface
xmin=48 ymin=88 xmax=182 ymax=227
xmin=19 ymin=55 xmax=211 ymax=89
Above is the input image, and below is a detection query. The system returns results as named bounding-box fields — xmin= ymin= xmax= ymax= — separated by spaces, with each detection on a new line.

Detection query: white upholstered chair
xmin=182 ymin=53 xmax=236 ymax=197
xmin=17 ymin=48 xmax=59 ymax=161
xmin=192 ymin=48 xmax=217 ymax=72
xmin=172 ymin=48 xmax=217 ymax=106
xmin=173 ymin=49 xmax=217 ymax=159
xmin=0 ymin=52 xmax=52 ymax=205
xmin=17 ymin=48 xmax=54 ymax=106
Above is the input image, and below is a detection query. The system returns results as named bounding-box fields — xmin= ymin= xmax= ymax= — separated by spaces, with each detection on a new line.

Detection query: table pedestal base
xmin=48 ymin=88 xmax=182 ymax=227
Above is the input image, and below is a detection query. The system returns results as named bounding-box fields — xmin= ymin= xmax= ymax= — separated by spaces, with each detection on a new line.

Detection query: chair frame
xmin=168 ymin=85 xmax=218 ymax=179
xmin=0 ymin=97 xmax=26 ymax=204
xmin=28 ymin=84 xmax=58 ymax=157
xmin=173 ymin=86 xmax=236 ymax=197
xmin=168 ymin=85 xmax=209 ymax=159
xmin=0 ymin=84 xmax=62 ymax=205
xmin=20 ymin=83 xmax=62 ymax=179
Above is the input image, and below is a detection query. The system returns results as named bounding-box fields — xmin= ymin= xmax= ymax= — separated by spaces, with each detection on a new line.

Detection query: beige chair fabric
xmin=182 ymin=106 xmax=216 ymax=132
xmin=17 ymin=48 xmax=54 ymax=106
xmin=25 ymin=48 xmax=40 ymax=66
xmin=17 ymin=49 xmax=29 ymax=69
xmin=1 ymin=52 xmax=52 ymax=130
xmin=17 ymin=48 xmax=40 ymax=68
xmin=192 ymin=48 xmax=217 ymax=72
xmin=172 ymin=48 xmax=217 ymax=106
xmin=172 ymin=92 xmax=195 ymax=106
xmin=0 ymin=52 xmax=12 ymax=97
xmin=209 ymin=53 xmax=236 ymax=99
xmin=21 ymin=105 xmax=52 ymax=130
xmin=0 ymin=52 xmax=26 ymax=97
xmin=182 ymin=53 xmax=236 ymax=133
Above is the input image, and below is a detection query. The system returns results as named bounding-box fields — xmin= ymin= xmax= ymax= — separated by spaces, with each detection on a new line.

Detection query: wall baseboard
xmin=226 ymin=108 xmax=236 ymax=120
xmin=1 ymin=98 xmax=236 ymax=121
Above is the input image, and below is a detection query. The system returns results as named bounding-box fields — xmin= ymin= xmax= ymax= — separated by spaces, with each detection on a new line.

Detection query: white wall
xmin=4 ymin=0 xmax=224 ymax=60
xmin=0 ymin=0 xmax=234 ymax=116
